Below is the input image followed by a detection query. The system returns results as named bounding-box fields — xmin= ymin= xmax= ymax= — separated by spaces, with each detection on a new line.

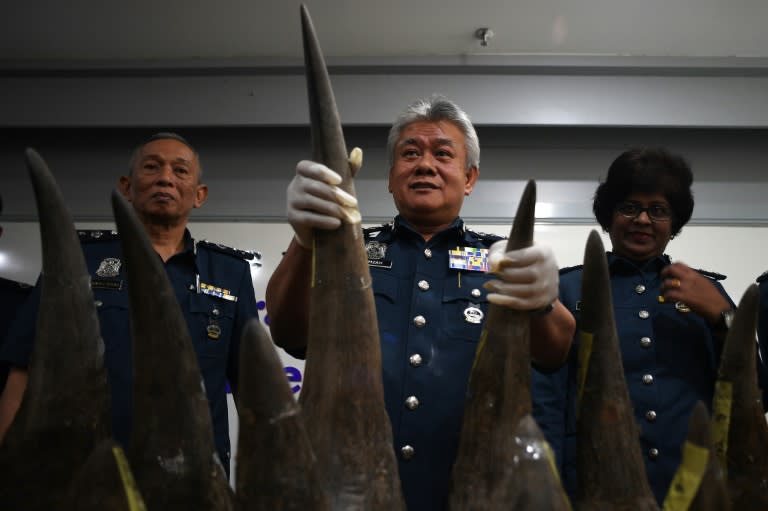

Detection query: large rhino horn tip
xmin=586 ymin=229 xmax=605 ymax=254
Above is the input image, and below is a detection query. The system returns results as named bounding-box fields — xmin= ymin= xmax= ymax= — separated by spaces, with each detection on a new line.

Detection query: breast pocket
xmin=92 ymin=288 xmax=131 ymax=378
xmin=371 ymin=272 xmax=400 ymax=336
xmin=188 ymin=293 xmax=236 ymax=360
xmin=441 ymin=273 xmax=490 ymax=343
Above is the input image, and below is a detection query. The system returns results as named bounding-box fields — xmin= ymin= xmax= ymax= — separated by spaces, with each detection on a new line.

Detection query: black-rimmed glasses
xmin=615 ymin=201 xmax=672 ymax=222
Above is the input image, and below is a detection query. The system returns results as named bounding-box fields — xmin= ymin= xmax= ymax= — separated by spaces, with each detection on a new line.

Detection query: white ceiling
xmin=3 ymin=0 xmax=768 ymax=63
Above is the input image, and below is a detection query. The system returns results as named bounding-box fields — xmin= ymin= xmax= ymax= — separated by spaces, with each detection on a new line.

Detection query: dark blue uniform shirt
xmin=532 ymin=252 xmax=732 ymax=505
xmin=0 ymin=277 xmax=33 ymax=391
xmin=0 ymin=229 xmax=259 ymax=474
xmin=366 ymin=216 xmax=501 ymax=511
xmin=758 ymin=271 xmax=768 ymax=404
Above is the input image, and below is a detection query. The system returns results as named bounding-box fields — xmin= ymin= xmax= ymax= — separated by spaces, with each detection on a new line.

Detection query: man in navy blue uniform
xmin=531 ymin=148 xmax=762 ymax=505
xmin=0 ymin=133 xmax=259 ymax=476
xmin=266 ymin=96 xmax=576 ymax=510
xmin=0 ymin=194 xmax=33 ymax=394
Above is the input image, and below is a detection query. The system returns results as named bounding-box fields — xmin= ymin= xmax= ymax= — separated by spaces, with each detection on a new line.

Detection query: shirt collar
xmin=606 ymin=252 xmax=670 ymax=274
xmin=392 ymin=215 xmax=465 ymax=244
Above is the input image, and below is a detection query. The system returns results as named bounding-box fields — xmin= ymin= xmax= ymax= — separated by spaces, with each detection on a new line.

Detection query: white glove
xmin=484 ymin=240 xmax=559 ymax=311
xmin=286 ymin=148 xmax=363 ymax=248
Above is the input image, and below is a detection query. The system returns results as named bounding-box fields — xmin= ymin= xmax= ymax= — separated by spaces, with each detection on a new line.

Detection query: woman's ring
xmin=670 ymin=278 xmax=681 ymax=289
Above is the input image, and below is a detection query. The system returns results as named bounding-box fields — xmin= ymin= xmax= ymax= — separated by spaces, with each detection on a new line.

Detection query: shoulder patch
xmin=78 ymin=229 xmax=119 ymax=242
xmin=197 ymin=240 xmax=259 ymax=261
xmin=757 ymin=270 xmax=768 ymax=284
xmin=363 ymin=223 xmax=392 ymax=240
xmin=695 ymin=268 xmax=726 ymax=281
xmin=559 ymin=264 xmax=583 ymax=276
xmin=465 ymin=228 xmax=504 ymax=244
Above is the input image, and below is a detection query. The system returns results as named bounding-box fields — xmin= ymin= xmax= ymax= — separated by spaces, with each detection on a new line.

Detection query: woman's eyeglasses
xmin=615 ymin=202 xmax=671 ymax=222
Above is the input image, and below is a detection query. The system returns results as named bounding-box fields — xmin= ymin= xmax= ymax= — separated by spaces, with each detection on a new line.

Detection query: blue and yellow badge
xmin=449 ymin=247 xmax=489 ymax=272
xmin=199 ymin=282 xmax=238 ymax=302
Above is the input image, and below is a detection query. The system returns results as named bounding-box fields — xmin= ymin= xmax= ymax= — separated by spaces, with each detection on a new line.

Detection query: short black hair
xmin=128 ymin=132 xmax=203 ymax=180
xmin=593 ymin=148 xmax=694 ymax=237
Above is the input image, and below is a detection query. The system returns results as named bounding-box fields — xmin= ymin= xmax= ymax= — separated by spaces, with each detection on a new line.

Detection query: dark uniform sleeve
xmin=0 ymin=278 xmax=41 ymax=370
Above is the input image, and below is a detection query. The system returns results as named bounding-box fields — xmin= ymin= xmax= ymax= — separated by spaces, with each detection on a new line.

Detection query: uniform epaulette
xmin=695 ymin=268 xmax=726 ymax=281
xmin=363 ymin=223 xmax=392 ymax=239
xmin=757 ymin=270 xmax=768 ymax=284
xmin=197 ymin=239 xmax=259 ymax=261
xmin=559 ymin=264 xmax=583 ymax=276
xmin=465 ymin=228 xmax=504 ymax=243
xmin=78 ymin=229 xmax=119 ymax=242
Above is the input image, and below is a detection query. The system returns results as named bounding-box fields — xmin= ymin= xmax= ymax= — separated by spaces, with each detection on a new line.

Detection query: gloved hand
xmin=484 ymin=240 xmax=559 ymax=311
xmin=286 ymin=148 xmax=363 ymax=248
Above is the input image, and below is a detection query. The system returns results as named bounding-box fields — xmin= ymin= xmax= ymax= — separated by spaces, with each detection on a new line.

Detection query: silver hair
xmin=128 ymin=132 xmax=203 ymax=181
xmin=386 ymin=95 xmax=480 ymax=171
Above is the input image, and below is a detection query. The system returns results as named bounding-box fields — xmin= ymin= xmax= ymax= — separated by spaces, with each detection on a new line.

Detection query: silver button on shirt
xmin=413 ymin=315 xmax=426 ymax=328
xmin=640 ymin=336 xmax=652 ymax=348
xmin=424 ymin=248 xmax=432 ymax=259
xmin=645 ymin=410 xmax=657 ymax=422
xmin=638 ymin=310 xmax=650 ymax=319
xmin=401 ymin=445 xmax=415 ymax=460
xmin=418 ymin=280 xmax=430 ymax=291
xmin=409 ymin=354 xmax=423 ymax=367
xmin=642 ymin=374 xmax=654 ymax=385
xmin=471 ymin=288 xmax=482 ymax=298
xmin=648 ymin=448 xmax=659 ymax=459
xmin=635 ymin=284 xmax=647 ymax=294
xmin=405 ymin=396 xmax=420 ymax=410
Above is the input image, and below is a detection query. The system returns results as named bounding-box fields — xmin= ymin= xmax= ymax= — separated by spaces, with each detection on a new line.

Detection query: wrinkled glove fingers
xmin=296 ymin=160 xmax=342 ymax=184
xmin=491 ymin=265 xmax=540 ymax=284
xmin=484 ymin=280 xmax=540 ymax=299
xmin=490 ymin=245 xmax=547 ymax=272
xmin=290 ymin=190 xmax=349 ymax=222
xmin=287 ymin=209 xmax=343 ymax=231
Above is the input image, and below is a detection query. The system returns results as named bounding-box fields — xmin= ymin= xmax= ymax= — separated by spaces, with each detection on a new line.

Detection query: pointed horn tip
xmin=686 ymin=400 xmax=711 ymax=444
xmin=523 ymin=179 xmax=536 ymax=196
xmin=243 ymin=318 xmax=270 ymax=347
xmin=299 ymin=4 xmax=312 ymax=29
xmin=110 ymin=188 xmax=132 ymax=225
xmin=519 ymin=179 xmax=537 ymax=210
xmin=739 ymin=283 xmax=759 ymax=307
xmin=690 ymin=400 xmax=709 ymax=423
xmin=515 ymin=414 xmax=543 ymax=436
xmin=24 ymin=147 xmax=47 ymax=172
xmin=585 ymin=229 xmax=605 ymax=254
xmin=24 ymin=147 xmax=41 ymax=161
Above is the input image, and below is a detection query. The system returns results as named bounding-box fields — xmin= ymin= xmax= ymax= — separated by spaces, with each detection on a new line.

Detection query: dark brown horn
xmin=575 ymin=230 xmax=658 ymax=510
xmin=663 ymin=401 xmax=730 ymax=511
xmin=297 ymin=4 xmax=404 ymax=509
xmin=448 ymin=180 xmax=543 ymax=509
xmin=0 ymin=148 xmax=110 ymax=509
xmin=711 ymin=284 xmax=768 ymax=509
xmin=495 ymin=415 xmax=572 ymax=509
xmin=111 ymin=190 xmax=233 ymax=510
xmin=67 ymin=439 xmax=147 ymax=511
xmin=235 ymin=318 xmax=328 ymax=510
